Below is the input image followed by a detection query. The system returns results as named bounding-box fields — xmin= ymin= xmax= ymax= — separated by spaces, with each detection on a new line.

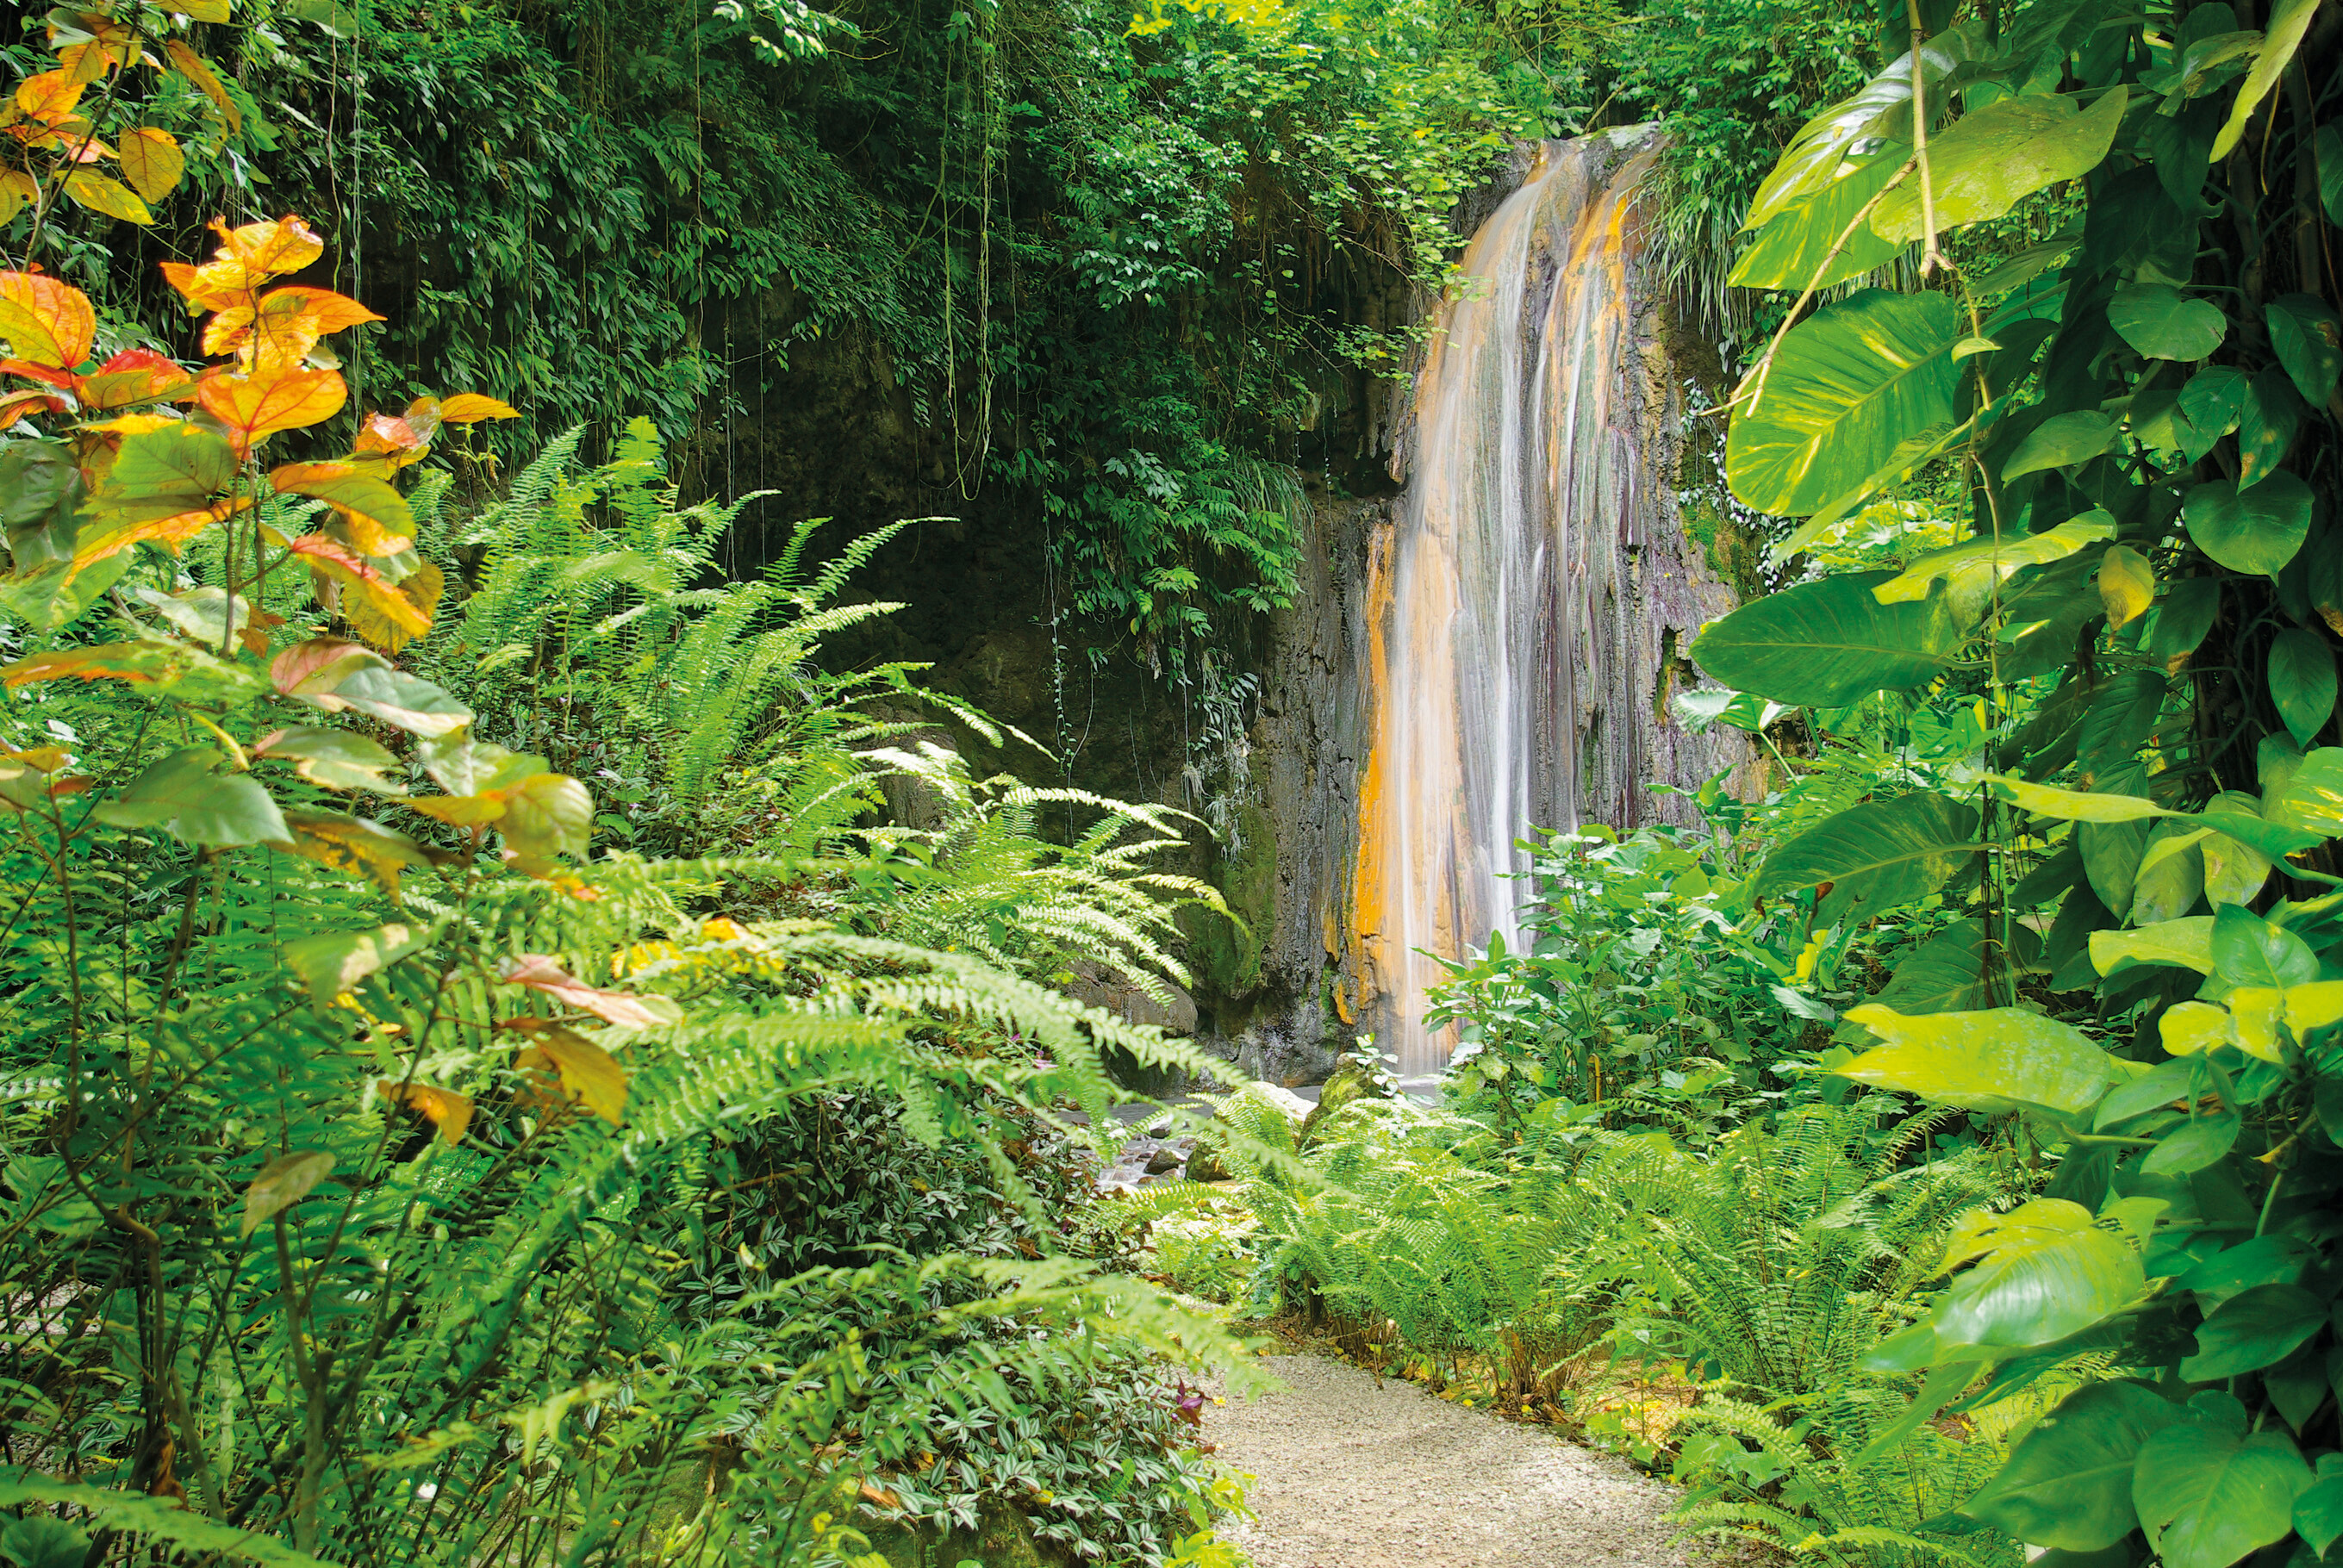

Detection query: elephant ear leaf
xmin=1834 ymin=1005 xmax=2129 ymax=1117
xmin=1691 ymin=572 xmax=1964 ymax=707
xmin=1727 ymin=289 xmax=1961 ymax=518
xmin=1964 ymin=1381 xmax=2186 ymax=1549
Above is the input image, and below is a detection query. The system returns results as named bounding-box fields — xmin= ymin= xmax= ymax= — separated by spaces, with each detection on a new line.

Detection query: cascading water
xmin=1351 ymin=133 xmax=1748 ymax=1076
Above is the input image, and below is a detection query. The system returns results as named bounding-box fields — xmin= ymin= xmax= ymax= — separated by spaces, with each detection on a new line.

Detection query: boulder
xmin=1185 ymin=1146 xmax=1230 ymax=1183
xmin=1299 ymin=1055 xmax=1390 ymax=1144
xmin=1063 ymin=960 xmax=1198 ymax=1036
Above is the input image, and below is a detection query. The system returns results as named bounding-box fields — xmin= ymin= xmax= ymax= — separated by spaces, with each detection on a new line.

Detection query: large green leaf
xmin=2269 ymin=627 xmax=2336 ymax=747
xmin=2178 ymin=1284 xmax=2327 ymax=1381
xmin=2267 ymin=294 xmax=2341 ymax=406
xmin=1927 ymin=1198 xmax=2145 ymax=1348
xmin=280 ymin=921 xmax=432 ymax=1011
xmin=2267 ymin=745 xmax=2343 ymax=838
xmin=1988 ymin=775 xmax=2169 ymax=823
xmin=1691 ymin=572 xmax=1962 ymax=707
xmin=2183 ymin=473 xmax=2313 ymax=576
xmin=2212 ymin=0 xmax=2321 ymax=159
xmin=1875 ymin=513 xmax=2111 ymax=612
xmin=2134 ymin=1424 xmax=2312 ymax=1568
xmin=1742 ymin=26 xmax=1983 ymax=229
xmin=1729 ymin=153 xmax=1907 ymax=292
xmin=1964 ymin=1382 xmax=2186 ymax=1549
xmin=2109 ymin=283 xmax=2228 ymax=361
xmin=2238 ymin=370 xmax=2304 ymax=487
xmin=1835 ymin=1005 xmax=2128 ymax=1117
xmin=2090 ymin=916 xmax=2215 ymax=976
xmin=1728 ymin=289 xmax=1960 ymax=517
xmin=93 ymin=748 xmax=290 ymax=848
xmin=2210 ymin=903 xmax=2319 ymax=990
xmin=1754 ymin=793 xmax=1979 ymax=921
xmin=1873 ymin=89 xmax=2127 ymax=243
xmin=2298 ymin=1457 xmax=2343 ymax=1559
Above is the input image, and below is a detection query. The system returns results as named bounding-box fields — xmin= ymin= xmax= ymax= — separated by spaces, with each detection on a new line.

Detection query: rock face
xmin=1194 ymin=131 xmax=1754 ymax=1082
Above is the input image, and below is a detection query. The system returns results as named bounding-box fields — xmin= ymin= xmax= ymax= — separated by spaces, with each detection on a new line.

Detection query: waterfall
xmin=1350 ymin=134 xmax=1748 ymax=1077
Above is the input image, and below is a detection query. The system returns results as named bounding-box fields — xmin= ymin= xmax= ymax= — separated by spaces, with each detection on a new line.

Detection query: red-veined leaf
xmin=0 ymin=388 xmax=65 ymax=430
xmin=75 ymin=348 xmax=191 ymax=410
xmin=116 ymin=128 xmax=184 ymax=202
xmin=267 ymin=460 xmax=414 ymax=552
xmin=341 ymin=558 xmax=439 ymax=651
xmin=12 ymin=72 xmax=84 ymax=122
xmin=1 ymin=642 xmax=194 ymax=688
xmin=0 ymin=172 xmax=37 ymax=227
xmin=287 ymin=532 xmax=433 ymax=646
xmin=209 ymin=215 xmax=323 ymax=277
xmin=270 ymin=637 xmax=383 ymax=697
xmin=205 ymin=286 xmax=383 ymax=369
xmin=0 ymin=271 xmax=97 ymax=369
xmin=196 ymin=364 xmax=346 ymax=445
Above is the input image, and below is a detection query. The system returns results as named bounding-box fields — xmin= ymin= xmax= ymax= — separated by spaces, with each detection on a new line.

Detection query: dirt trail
xmin=1203 ymin=1354 xmax=1693 ymax=1568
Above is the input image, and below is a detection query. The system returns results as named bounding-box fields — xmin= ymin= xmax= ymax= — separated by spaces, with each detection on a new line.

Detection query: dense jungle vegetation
xmin=9 ymin=0 xmax=2343 ymax=1566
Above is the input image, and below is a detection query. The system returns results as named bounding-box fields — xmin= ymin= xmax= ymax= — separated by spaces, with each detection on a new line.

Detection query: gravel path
xmin=1203 ymin=1354 xmax=1693 ymax=1568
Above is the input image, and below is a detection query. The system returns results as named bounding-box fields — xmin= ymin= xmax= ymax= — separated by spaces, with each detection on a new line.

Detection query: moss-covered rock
xmin=1187 ymin=804 xmax=1275 ymax=1000
xmin=1298 ymin=1054 xmax=1388 ymax=1145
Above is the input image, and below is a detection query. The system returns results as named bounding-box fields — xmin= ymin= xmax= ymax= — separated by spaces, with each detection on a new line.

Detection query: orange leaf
xmin=0 ymin=271 xmax=97 ymax=369
xmin=268 ymin=460 xmax=413 ymax=552
xmin=76 ymin=348 xmax=191 ymax=410
xmin=56 ymin=16 xmax=140 ymax=85
xmin=504 ymin=1019 xmax=628 ymax=1124
xmin=0 ymin=359 xmax=78 ymax=390
xmin=206 ymin=285 xmax=382 ymax=370
xmin=196 ymin=364 xmax=346 ymax=445
xmin=164 ymin=41 xmax=239 ymax=132
xmin=498 ymin=955 xmax=669 ymax=1029
xmin=341 ymin=559 xmax=439 ymax=652
xmin=0 ymin=388 xmax=66 ymax=431
xmin=352 ymin=412 xmax=430 ymax=468
xmin=377 ymin=1080 xmax=475 ymax=1145
xmin=287 ymin=532 xmax=433 ymax=647
xmin=1 ymin=641 xmax=195 ymax=688
xmin=209 ymin=215 xmax=322 ymax=277
xmin=73 ymin=491 xmax=256 ymax=567
xmin=13 ymin=72 xmax=85 ymax=122
xmin=437 ymin=393 xmax=519 ymax=424
xmin=117 ymin=128 xmax=184 ymax=202
xmin=159 ymin=259 xmax=251 ymax=314
xmin=398 ymin=396 xmax=446 ymax=443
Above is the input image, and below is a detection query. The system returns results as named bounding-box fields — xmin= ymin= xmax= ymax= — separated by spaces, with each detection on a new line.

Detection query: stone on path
xmin=1205 ymin=1354 xmax=1692 ymax=1568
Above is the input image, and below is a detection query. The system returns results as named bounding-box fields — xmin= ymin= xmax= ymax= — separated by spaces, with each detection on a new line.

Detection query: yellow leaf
xmin=508 ymin=1019 xmax=628 ymax=1123
xmin=60 ymin=170 xmax=152 ymax=225
xmin=377 ymin=1080 xmax=473 ymax=1145
xmin=117 ymin=127 xmax=184 ymax=202
xmin=2098 ymin=544 xmax=2154 ymax=630
xmin=273 ymin=809 xmax=437 ymax=896
xmin=0 ymin=171 xmax=36 ymax=227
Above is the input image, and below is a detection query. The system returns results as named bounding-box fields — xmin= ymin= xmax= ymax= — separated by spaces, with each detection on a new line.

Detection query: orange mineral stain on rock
xmin=1350 ymin=136 xmax=1748 ymax=1074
